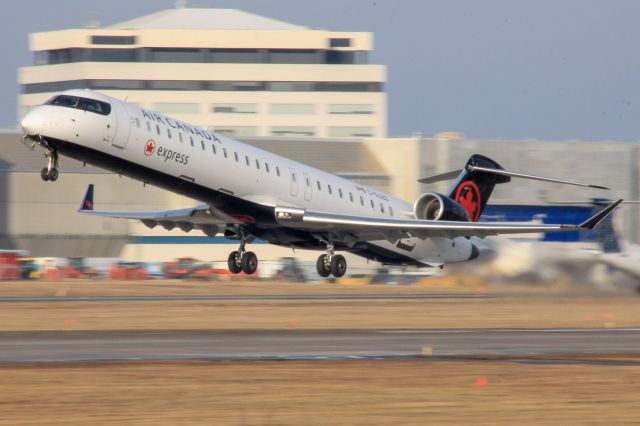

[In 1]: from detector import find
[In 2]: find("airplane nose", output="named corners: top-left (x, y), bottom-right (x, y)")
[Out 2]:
top-left (20, 109), bottom-right (43, 135)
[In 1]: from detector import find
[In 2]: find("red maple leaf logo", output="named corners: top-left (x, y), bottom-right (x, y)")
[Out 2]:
top-left (144, 140), bottom-right (156, 156)
top-left (455, 181), bottom-right (481, 221)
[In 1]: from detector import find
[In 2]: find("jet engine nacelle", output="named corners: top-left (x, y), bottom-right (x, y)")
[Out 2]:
top-left (413, 192), bottom-right (470, 221)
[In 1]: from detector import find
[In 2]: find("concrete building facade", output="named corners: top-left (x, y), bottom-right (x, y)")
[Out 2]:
top-left (18, 7), bottom-right (386, 139)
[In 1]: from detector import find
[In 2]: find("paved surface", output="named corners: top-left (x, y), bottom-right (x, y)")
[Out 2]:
top-left (0, 293), bottom-right (494, 302)
top-left (2, 328), bottom-right (640, 362)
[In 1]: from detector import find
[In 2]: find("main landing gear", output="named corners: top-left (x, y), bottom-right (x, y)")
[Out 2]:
top-left (40, 148), bottom-right (60, 182)
top-left (316, 244), bottom-right (347, 278)
top-left (227, 233), bottom-right (258, 275)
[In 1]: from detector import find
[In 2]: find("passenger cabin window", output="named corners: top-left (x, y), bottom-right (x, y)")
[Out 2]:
top-left (305, 177), bottom-right (310, 187)
top-left (46, 95), bottom-right (111, 116)
top-left (389, 206), bottom-right (394, 216)
top-left (167, 128), bottom-right (172, 139)
top-left (234, 152), bottom-right (239, 162)
top-left (189, 136), bottom-right (194, 147)
top-left (370, 200), bottom-right (375, 209)
top-left (134, 118), bottom-right (140, 128)
top-left (245, 155), bottom-right (250, 166)
top-left (349, 192), bottom-right (354, 202)
top-left (178, 133), bottom-right (183, 143)
top-left (317, 181), bottom-right (321, 191)
top-left (223, 148), bottom-right (228, 158)
top-left (265, 163), bottom-right (270, 173)
top-left (380, 203), bottom-right (385, 213)
top-left (360, 196), bottom-right (364, 206)
top-left (255, 159), bottom-right (260, 170)
top-left (201, 140), bottom-right (205, 150)
top-left (328, 185), bottom-right (332, 195)
top-left (338, 188), bottom-right (343, 199)
top-left (211, 144), bottom-right (216, 154)
top-left (146, 121), bottom-right (151, 132)
top-left (276, 166), bottom-right (281, 177)
top-left (156, 125), bottom-right (161, 135)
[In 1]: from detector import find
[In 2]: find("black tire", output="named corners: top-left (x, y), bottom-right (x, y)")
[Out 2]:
top-left (241, 251), bottom-right (258, 275)
top-left (227, 251), bottom-right (242, 274)
top-left (316, 254), bottom-right (331, 277)
top-left (330, 254), bottom-right (347, 278)
top-left (49, 168), bottom-right (59, 182)
top-left (41, 168), bottom-right (50, 181)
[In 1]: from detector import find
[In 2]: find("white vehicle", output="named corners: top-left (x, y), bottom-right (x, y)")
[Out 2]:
top-left (20, 90), bottom-right (621, 278)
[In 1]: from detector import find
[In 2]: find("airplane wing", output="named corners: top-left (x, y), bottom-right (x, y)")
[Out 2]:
top-left (274, 199), bottom-right (623, 242)
top-left (78, 184), bottom-right (237, 235)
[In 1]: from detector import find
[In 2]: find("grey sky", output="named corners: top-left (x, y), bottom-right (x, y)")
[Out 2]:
top-left (2, 0), bottom-right (640, 141)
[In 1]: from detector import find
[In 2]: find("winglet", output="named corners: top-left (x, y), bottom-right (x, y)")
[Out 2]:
top-left (577, 199), bottom-right (623, 230)
top-left (80, 184), bottom-right (94, 211)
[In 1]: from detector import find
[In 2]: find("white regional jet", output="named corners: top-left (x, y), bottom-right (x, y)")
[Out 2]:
top-left (20, 90), bottom-right (622, 278)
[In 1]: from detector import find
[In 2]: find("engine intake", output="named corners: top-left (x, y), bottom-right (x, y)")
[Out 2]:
top-left (413, 192), bottom-right (470, 221)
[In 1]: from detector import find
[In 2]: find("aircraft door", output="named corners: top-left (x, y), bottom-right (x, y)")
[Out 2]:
top-left (289, 168), bottom-right (299, 197)
top-left (303, 172), bottom-right (312, 201)
top-left (111, 102), bottom-right (131, 148)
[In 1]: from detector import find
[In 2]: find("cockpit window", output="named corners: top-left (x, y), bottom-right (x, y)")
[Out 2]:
top-left (46, 95), bottom-right (111, 116)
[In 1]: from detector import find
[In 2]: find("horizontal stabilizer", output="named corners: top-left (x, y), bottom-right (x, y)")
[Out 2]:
top-left (466, 165), bottom-right (610, 190)
top-left (418, 169), bottom-right (462, 184)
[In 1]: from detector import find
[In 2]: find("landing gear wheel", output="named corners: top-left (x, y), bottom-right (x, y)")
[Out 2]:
top-left (330, 254), bottom-right (347, 278)
top-left (49, 168), bottom-right (59, 182)
top-left (241, 251), bottom-right (258, 275)
top-left (316, 254), bottom-right (331, 277)
top-left (40, 167), bottom-right (50, 181)
top-left (227, 251), bottom-right (242, 274)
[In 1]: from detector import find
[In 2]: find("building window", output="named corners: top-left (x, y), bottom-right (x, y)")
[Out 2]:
top-left (271, 126), bottom-right (315, 137)
top-left (154, 103), bottom-right (200, 114)
top-left (91, 35), bottom-right (136, 45)
top-left (270, 104), bottom-right (316, 114)
top-left (329, 38), bottom-right (351, 48)
top-left (215, 126), bottom-right (258, 137)
top-left (328, 104), bottom-right (374, 115)
top-left (329, 126), bottom-right (374, 138)
top-left (212, 103), bottom-right (258, 114)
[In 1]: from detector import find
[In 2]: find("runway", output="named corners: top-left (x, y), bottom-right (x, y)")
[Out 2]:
top-left (2, 328), bottom-right (640, 363)
top-left (0, 293), bottom-right (494, 302)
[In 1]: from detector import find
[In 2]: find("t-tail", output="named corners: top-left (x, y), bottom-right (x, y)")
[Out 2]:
top-left (419, 154), bottom-right (609, 222)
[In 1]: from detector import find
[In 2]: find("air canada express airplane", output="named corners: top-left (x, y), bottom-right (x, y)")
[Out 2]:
top-left (20, 89), bottom-right (622, 278)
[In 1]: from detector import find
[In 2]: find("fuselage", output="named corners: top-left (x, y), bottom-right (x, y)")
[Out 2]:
top-left (20, 89), bottom-right (476, 266)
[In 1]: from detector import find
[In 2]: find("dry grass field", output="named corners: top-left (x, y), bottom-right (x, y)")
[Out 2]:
top-left (2, 359), bottom-right (640, 425)
top-left (0, 280), bottom-right (637, 331)
top-left (1, 280), bottom-right (639, 425)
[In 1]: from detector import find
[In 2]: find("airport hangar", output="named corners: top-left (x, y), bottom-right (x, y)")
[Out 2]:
top-left (1, 129), bottom-right (636, 263)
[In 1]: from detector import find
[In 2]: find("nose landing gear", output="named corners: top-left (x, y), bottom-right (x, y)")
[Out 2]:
top-left (40, 148), bottom-right (59, 182)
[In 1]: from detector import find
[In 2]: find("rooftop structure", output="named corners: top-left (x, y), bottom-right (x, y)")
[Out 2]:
top-left (18, 7), bottom-right (386, 138)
